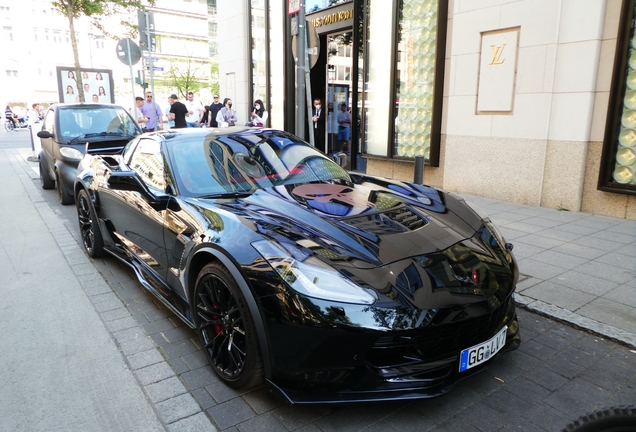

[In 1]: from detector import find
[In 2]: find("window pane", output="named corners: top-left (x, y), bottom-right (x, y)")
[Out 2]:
top-left (393, 0), bottom-right (439, 159)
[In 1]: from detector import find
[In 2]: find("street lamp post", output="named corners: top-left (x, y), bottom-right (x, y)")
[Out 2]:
top-left (327, 64), bottom-right (335, 153)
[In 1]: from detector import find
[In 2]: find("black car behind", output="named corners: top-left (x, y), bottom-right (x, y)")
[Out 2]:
top-left (38, 103), bottom-right (141, 204)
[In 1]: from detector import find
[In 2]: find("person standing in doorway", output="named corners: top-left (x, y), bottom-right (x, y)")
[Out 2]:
top-left (312, 98), bottom-right (326, 152)
top-left (140, 91), bottom-right (164, 132)
top-left (327, 102), bottom-right (338, 154)
top-left (168, 94), bottom-right (188, 129)
top-left (337, 102), bottom-right (352, 153)
top-left (184, 91), bottom-right (204, 127)
top-left (209, 94), bottom-right (223, 127)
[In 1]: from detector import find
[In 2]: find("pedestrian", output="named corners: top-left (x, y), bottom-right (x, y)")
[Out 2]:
top-left (139, 91), bottom-right (163, 132)
top-left (184, 91), bottom-right (204, 127)
top-left (327, 101), bottom-right (338, 153)
top-left (216, 98), bottom-right (237, 127)
top-left (247, 99), bottom-right (267, 127)
top-left (337, 102), bottom-right (352, 153)
top-left (312, 98), bottom-right (326, 152)
top-left (209, 94), bottom-right (223, 127)
top-left (168, 94), bottom-right (188, 129)
top-left (131, 96), bottom-right (148, 130)
top-left (200, 105), bottom-right (211, 127)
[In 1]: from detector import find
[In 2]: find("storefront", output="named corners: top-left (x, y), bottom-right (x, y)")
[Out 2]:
top-left (217, 0), bottom-right (635, 219)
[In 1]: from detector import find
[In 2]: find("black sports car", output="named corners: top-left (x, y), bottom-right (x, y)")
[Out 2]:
top-left (74, 127), bottom-right (520, 404)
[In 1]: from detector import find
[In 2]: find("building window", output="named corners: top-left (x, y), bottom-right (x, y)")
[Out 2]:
top-left (6, 70), bottom-right (18, 77)
top-left (2, 26), bottom-right (13, 42)
top-left (208, 21), bottom-right (217, 37)
top-left (0, 6), bottom-right (10, 13)
top-left (600, 0), bottom-right (636, 194)
top-left (53, 31), bottom-right (61, 43)
top-left (45, 29), bottom-right (49, 42)
top-left (207, 0), bottom-right (217, 15)
top-left (95, 38), bottom-right (105, 49)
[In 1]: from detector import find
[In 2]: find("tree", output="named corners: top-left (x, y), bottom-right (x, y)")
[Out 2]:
top-left (161, 56), bottom-right (210, 100)
top-left (52, 0), bottom-right (153, 102)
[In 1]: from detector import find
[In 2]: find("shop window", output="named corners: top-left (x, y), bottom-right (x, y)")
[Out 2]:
top-left (599, 0), bottom-right (636, 194)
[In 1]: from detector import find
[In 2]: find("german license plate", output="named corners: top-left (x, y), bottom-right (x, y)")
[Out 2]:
top-left (459, 326), bottom-right (507, 372)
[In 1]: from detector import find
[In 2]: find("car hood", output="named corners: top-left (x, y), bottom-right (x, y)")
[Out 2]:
top-left (224, 177), bottom-right (485, 269)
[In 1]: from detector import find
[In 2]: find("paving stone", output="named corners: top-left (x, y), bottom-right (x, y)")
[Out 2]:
top-left (272, 404), bottom-right (325, 430)
top-left (534, 228), bottom-right (584, 242)
top-left (146, 376), bottom-right (188, 403)
top-left (142, 317), bottom-right (180, 335)
top-left (136, 361), bottom-right (176, 386)
top-left (181, 351), bottom-right (209, 370)
top-left (572, 260), bottom-right (635, 285)
top-left (594, 251), bottom-right (636, 272)
top-left (523, 366), bottom-right (569, 391)
top-left (520, 402), bottom-right (574, 431)
top-left (119, 335), bottom-right (156, 356)
top-left (518, 339), bottom-right (558, 361)
top-left (501, 376), bottom-right (551, 404)
top-left (605, 284), bottom-right (636, 308)
top-left (113, 326), bottom-right (149, 344)
top-left (522, 281), bottom-right (597, 312)
top-left (169, 357), bottom-right (193, 375)
top-left (101, 307), bottom-right (132, 322)
top-left (383, 405), bottom-right (436, 432)
top-left (191, 387), bottom-right (217, 410)
top-left (127, 348), bottom-right (165, 370)
top-left (168, 412), bottom-right (217, 432)
top-left (577, 298), bottom-right (636, 334)
top-left (580, 356), bottom-right (636, 390)
top-left (550, 270), bottom-right (618, 296)
top-left (205, 381), bottom-right (248, 404)
top-left (181, 366), bottom-right (220, 390)
top-left (104, 316), bottom-right (138, 332)
top-left (456, 401), bottom-right (509, 431)
top-left (242, 387), bottom-right (284, 415)
top-left (530, 250), bottom-right (589, 270)
top-left (543, 354), bottom-right (585, 379)
top-left (571, 235), bottom-right (624, 252)
top-left (156, 393), bottom-right (201, 424)
top-left (313, 407), bottom-right (367, 432)
top-left (517, 259), bottom-right (568, 280)
top-left (207, 397), bottom-right (256, 430)
top-left (235, 412), bottom-right (287, 432)
top-left (160, 339), bottom-right (200, 359)
top-left (542, 377), bottom-right (614, 416)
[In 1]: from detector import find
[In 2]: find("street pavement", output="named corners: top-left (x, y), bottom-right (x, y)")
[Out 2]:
top-left (1, 127), bottom-right (635, 431)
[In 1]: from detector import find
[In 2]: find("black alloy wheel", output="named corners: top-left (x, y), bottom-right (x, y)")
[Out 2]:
top-left (56, 171), bottom-right (74, 205)
top-left (39, 158), bottom-right (55, 190)
top-left (193, 262), bottom-right (263, 388)
top-left (76, 189), bottom-right (105, 258)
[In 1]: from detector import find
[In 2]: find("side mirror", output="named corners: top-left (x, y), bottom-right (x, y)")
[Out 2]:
top-left (107, 171), bottom-right (149, 194)
top-left (37, 130), bottom-right (53, 139)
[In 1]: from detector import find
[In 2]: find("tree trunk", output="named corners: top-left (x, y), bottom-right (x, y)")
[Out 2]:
top-left (67, 5), bottom-right (84, 103)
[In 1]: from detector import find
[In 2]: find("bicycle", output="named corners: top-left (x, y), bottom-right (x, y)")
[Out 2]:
top-left (4, 117), bottom-right (29, 132)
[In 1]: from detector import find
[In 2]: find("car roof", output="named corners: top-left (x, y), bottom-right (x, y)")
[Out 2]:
top-left (52, 103), bottom-right (127, 110)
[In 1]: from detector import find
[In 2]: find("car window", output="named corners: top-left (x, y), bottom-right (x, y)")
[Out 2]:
top-left (168, 131), bottom-right (351, 197)
top-left (122, 137), bottom-right (140, 165)
top-left (129, 139), bottom-right (166, 192)
top-left (43, 110), bottom-right (55, 132)
top-left (58, 106), bottom-right (140, 139)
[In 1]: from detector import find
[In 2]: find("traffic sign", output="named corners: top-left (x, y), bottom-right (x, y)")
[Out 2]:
top-left (138, 11), bottom-right (156, 52)
top-left (116, 38), bottom-right (141, 66)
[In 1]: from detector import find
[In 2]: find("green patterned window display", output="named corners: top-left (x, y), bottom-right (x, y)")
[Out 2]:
top-left (393, 0), bottom-right (439, 159)
top-left (614, 28), bottom-right (636, 185)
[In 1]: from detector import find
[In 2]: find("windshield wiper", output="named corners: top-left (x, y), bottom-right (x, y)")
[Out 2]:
top-left (69, 131), bottom-right (130, 144)
top-left (196, 191), bottom-right (254, 199)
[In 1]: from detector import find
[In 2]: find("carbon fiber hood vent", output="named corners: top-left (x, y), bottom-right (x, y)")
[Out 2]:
top-left (338, 203), bottom-right (428, 235)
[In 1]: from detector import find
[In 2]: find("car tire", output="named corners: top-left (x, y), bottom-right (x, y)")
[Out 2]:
top-left (76, 189), bottom-right (105, 258)
top-left (56, 170), bottom-right (74, 205)
top-left (562, 405), bottom-right (636, 432)
top-left (193, 262), bottom-right (264, 388)
top-left (39, 158), bottom-right (55, 190)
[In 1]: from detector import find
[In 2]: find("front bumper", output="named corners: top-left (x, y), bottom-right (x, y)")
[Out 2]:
top-left (262, 293), bottom-right (520, 404)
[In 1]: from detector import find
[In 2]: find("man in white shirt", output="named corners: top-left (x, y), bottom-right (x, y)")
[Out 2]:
top-left (131, 96), bottom-right (148, 130)
top-left (184, 91), bottom-right (203, 127)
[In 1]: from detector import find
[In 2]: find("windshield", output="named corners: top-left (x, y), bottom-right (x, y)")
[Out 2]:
top-left (169, 130), bottom-right (351, 197)
top-left (58, 106), bottom-right (140, 140)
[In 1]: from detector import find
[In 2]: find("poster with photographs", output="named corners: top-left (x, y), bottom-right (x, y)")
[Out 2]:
top-left (56, 67), bottom-right (114, 104)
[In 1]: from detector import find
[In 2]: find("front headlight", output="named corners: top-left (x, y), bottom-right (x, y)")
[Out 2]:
top-left (59, 146), bottom-right (83, 160)
top-left (252, 240), bottom-right (376, 305)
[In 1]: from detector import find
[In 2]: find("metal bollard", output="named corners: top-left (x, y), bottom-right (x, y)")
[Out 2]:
top-left (414, 155), bottom-right (424, 184)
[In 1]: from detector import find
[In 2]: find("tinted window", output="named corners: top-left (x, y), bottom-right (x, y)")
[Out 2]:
top-left (57, 106), bottom-right (140, 139)
top-left (129, 139), bottom-right (165, 192)
top-left (168, 130), bottom-right (351, 196)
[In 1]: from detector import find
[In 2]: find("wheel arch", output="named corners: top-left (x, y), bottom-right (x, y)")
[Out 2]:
top-left (187, 247), bottom-right (272, 378)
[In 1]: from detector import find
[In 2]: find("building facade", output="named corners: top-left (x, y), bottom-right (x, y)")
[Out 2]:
top-left (0, 0), bottom-right (217, 112)
top-left (216, 0), bottom-right (636, 220)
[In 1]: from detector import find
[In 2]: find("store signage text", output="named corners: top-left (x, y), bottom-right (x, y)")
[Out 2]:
top-left (310, 9), bottom-right (353, 28)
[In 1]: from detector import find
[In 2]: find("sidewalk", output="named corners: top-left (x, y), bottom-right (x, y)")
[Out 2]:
top-left (463, 194), bottom-right (636, 348)
top-left (1, 147), bottom-right (216, 432)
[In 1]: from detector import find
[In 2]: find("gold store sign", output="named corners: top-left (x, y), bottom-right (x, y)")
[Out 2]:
top-left (310, 9), bottom-right (353, 28)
